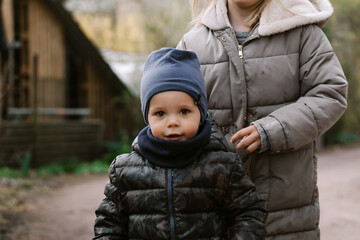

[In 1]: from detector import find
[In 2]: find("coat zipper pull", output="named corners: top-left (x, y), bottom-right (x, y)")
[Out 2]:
top-left (238, 45), bottom-right (243, 59)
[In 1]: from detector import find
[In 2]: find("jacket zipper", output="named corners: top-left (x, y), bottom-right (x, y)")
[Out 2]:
top-left (166, 169), bottom-right (176, 240)
top-left (238, 44), bottom-right (243, 59)
top-left (239, 44), bottom-right (246, 123)
top-left (231, 31), bottom-right (244, 59)
top-left (233, 22), bottom-right (259, 59)
top-left (230, 30), bottom-right (247, 123)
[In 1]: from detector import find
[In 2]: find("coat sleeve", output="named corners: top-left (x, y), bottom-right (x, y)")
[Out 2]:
top-left (255, 24), bottom-right (348, 153)
top-left (93, 159), bottom-right (128, 240)
top-left (225, 155), bottom-right (267, 240)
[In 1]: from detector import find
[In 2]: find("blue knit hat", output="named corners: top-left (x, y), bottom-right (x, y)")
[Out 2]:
top-left (140, 48), bottom-right (207, 124)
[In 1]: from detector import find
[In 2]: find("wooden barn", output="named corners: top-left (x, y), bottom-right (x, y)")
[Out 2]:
top-left (0, 0), bottom-right (142, 167)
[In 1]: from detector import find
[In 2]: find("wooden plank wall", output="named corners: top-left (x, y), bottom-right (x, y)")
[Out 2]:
top-left (2, 0), bottom-right (15, 42)
top-left (0, 121), bottom-right (104, 167)
top-left (86, 60), bottom-right (123, 139)
top-left (85, 61), bottom-right (144, 140)
top-left (23, 0), bottom-right (66, 111)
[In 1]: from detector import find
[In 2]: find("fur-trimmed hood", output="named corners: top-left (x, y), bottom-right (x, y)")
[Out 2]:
top-left (202, 0), bottom-right (333, 36)
top-left (259, 0), bottom-right (333, 36)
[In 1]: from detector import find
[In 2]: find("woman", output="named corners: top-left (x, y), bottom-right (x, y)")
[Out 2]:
top-left (177, 0), bottom-right (348, 239)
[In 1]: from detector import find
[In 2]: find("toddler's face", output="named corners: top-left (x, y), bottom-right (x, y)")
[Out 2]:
top-left (148, 91), bottom-right (201, 141)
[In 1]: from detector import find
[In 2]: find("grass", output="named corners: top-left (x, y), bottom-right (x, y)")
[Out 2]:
top-left (0, 167), bottom-right (23, 178)
top-left (35, 158), bottom-right (111, 177)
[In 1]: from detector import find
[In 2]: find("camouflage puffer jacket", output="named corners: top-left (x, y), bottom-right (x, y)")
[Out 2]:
top-left (93, 128), bottom-right (267, 240)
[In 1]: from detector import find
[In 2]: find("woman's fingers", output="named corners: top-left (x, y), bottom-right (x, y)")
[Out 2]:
top-left (231, 125), bottom-right (261, 152)
top-left (241, 138), bottom-right (261, 153)
top-left (230, 127), bottom-right (251, 143)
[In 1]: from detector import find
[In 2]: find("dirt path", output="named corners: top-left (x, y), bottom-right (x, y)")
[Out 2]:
top-left (22, 174), bottom-right (108, 240)
top-left (21, 146), bottom-right (360, 240)
top-left (317, 146), bottom-right (360, 240)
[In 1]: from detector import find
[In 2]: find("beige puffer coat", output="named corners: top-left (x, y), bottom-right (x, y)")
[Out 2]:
top-left (177, 0), bottom-right (348, 239)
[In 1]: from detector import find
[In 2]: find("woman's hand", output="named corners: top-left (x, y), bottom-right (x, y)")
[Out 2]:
top-left (230, 125), bottom-right (261, 153)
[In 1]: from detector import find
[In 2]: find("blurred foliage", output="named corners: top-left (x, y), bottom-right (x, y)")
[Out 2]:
top-left (68, 0), bottom-right (191, 53)
top-left (15, 151), bottom-right (31, 177)
top-left (0, 151), bottom-right (31, 178)
top-left (0, 167), bottom-right (23, 178)
top-left (323, 0), bottom-right (360, 145)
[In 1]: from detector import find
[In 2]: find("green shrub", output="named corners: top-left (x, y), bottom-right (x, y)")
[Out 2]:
top-left (16, 151), bottom-right (31, 177)
top-left (37, 163), bottom-right (64, 177)
top-left (0, 167), bottom-right (22, 178)
top-left (75, 160), bottom-right (110, 174)
top-left (330, 132), bottom-right (360, 145)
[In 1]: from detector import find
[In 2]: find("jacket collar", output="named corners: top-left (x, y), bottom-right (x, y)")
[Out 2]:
top-left (202, 0), bottom-right (333, 36)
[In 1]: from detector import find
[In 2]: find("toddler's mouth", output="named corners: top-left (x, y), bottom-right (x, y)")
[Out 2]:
top-left (167, 134), bottom-right (182, 141)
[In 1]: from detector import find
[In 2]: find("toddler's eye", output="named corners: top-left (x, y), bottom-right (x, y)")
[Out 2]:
top-left (155, 111), bottom-right (165, 117)
top-left (180, 109), bottom-right (190, 115)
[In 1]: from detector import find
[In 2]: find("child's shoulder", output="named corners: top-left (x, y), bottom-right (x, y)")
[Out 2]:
top-left (108, 151), bottom-right (149, 182)
top-left (111, 151), bottom-right (145, 168)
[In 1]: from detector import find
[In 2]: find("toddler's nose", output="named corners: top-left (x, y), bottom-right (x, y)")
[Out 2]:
top-left (167, 115), bottom-right (180, 127)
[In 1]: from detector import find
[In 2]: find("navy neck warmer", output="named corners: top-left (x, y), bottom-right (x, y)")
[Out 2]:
top-left (137, 120), bottom-right (211, 168)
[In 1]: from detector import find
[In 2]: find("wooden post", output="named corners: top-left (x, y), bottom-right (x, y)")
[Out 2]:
top-left (8, 44), bottom-right (13, 107)
top-left (32, 54), bottom-right (38, 165)
top-left (0, 53), bottom-right (2, 132)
